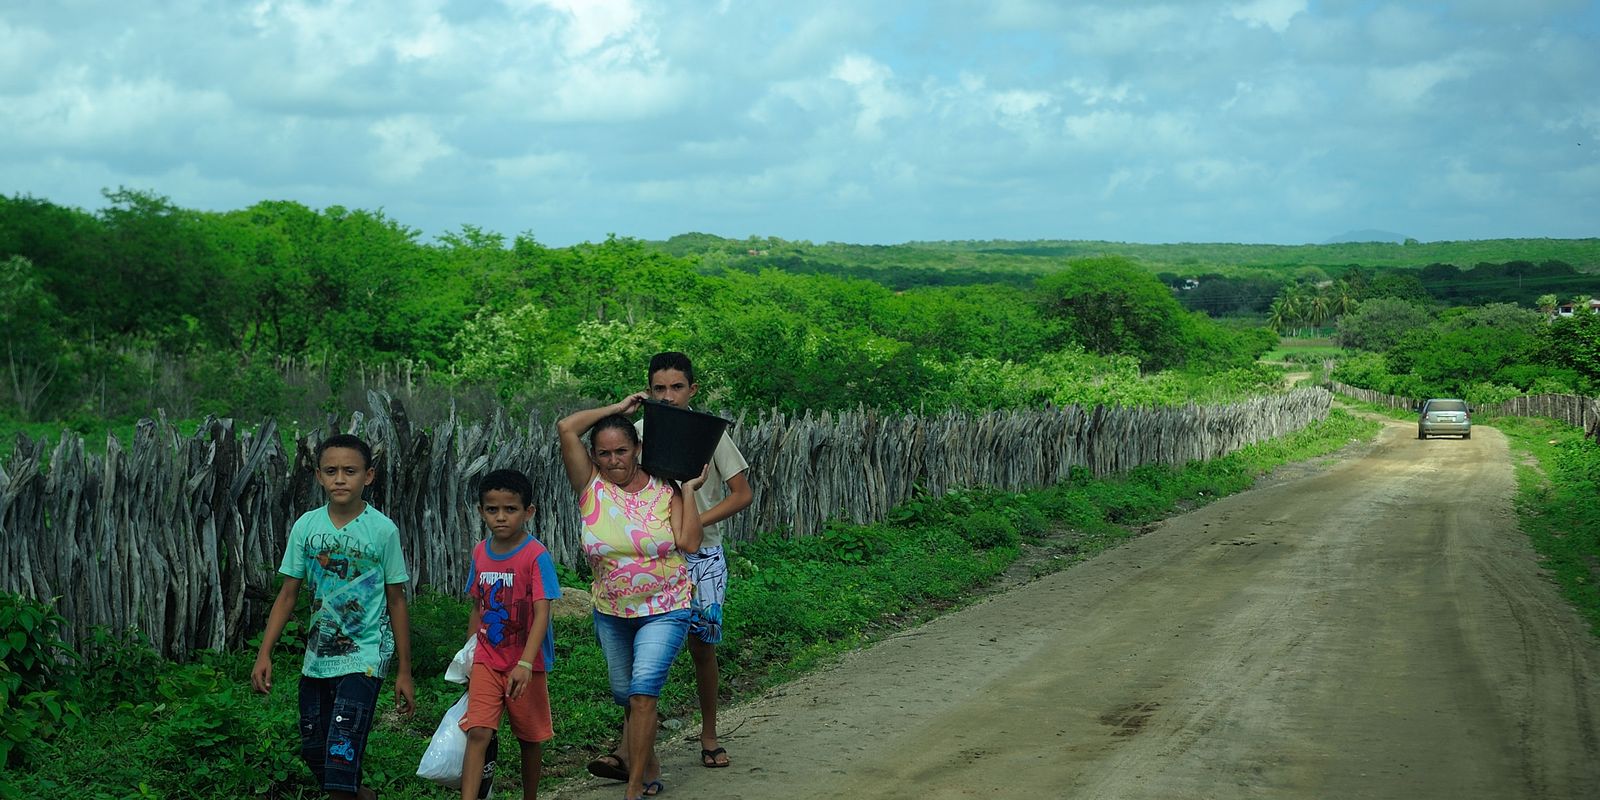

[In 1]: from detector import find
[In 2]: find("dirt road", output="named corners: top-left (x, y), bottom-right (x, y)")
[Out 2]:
top-left (556, 418), bottom-right (1600, 799)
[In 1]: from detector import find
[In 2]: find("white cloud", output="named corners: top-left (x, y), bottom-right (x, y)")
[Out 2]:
top-left (1062, 110), bottom-right (1196, 153)
top-left (0, 21), bottom-right (55, 93)
top-left (1366, 56), bottom-right (1476, 108)
top-left (2, 0), bottom-right (1596, 244)
top-left (1062, 5), bottom-right (1189, 53)
top-left (6, 70), bottom-right (230, 152)
top-left (1229, 0), bottom-right (1307, 33)
top-left (528, 0), bottom-right (643, 57)
top-left (1103, 166), bottom-right (1159, 198)
top-left (1175, 157), bottom-right (1262, 190)
top-left (1440, 157), bottom-right (1506, 202)
top-left (369, 115), bottom-right (455, 182)
top-left (490, 151), bottom-right (579, 180)
top-left (1067, 78), bottom-right (1136, 107)
top-left (830, 54), bottom-right (912, 139)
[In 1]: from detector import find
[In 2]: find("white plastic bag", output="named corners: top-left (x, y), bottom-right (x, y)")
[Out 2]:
top-left (417, 692), bottom-right (469, 786)
top-left (445, 635), bottom-right (477, 684)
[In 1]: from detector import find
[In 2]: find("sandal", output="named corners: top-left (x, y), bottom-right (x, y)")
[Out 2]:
top-left (586, 753), bottom-right (629, 782)
top-left (700, 746), bottom-right (730, 768)
top-left (643, 779), bottom-right (665, 796)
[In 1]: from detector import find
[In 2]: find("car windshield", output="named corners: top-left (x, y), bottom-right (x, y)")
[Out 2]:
top-left (1427, 400), bottom-right (1467, 413)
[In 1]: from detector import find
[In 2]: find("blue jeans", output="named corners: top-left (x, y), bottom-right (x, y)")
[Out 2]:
top-left (298, 674), bottom-right (382, 793)
top-left (592, 608), bottom-right (692, 706)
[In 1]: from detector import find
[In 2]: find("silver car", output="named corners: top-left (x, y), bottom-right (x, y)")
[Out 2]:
top-left (1418, 398), bottom-right (1471, 439)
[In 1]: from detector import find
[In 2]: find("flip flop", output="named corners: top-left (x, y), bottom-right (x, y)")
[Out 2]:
top-left (586, 754), bottom-right (629, 782)
top-left (700, 747), bottom-right (730, 768)
top-left (643, 779), bottom-right (665, 796)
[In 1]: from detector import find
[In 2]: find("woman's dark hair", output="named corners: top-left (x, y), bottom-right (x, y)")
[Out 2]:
top-left (588, 414), bottom-right (640, 450)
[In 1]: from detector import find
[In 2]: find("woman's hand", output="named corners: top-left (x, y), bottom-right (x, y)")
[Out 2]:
top-left (614, 391), bottom-right (649, 416)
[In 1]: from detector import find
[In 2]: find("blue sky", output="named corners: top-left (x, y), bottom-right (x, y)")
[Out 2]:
top-left (2, 0), bottom-right (1597, 246)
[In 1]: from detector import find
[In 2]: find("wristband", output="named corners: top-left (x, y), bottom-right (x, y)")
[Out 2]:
top-left (516, 660), bottom-right (533, 671)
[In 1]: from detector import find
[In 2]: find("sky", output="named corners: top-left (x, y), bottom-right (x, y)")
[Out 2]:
top-left (2, 0), bottom-right (1598, 247)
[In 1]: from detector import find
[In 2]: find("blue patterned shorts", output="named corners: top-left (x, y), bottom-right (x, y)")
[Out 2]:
top-left (686, 546), bottom-right (727, 645)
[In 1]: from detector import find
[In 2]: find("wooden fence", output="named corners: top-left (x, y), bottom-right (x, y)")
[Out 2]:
top-left (1, 388), bottom-right (1332, 658)
top-left (1327, 382), bottom-right (1600, 439)
top-left (1327, 381), bottom-right (1418, 411)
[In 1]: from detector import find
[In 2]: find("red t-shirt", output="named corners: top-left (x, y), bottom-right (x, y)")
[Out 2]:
top-left (464, 535), bottom-right (561, 672)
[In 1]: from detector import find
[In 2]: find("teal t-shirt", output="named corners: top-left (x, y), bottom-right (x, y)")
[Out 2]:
top-left (278, 504), bottom-right (410, 679)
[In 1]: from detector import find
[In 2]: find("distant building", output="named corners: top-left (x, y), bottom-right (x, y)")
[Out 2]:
top-left (1554, 299), bottom-right (1600, 317)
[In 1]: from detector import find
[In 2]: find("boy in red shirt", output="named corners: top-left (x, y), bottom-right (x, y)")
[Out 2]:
top-left (460, 469), bottom-right (562, 800)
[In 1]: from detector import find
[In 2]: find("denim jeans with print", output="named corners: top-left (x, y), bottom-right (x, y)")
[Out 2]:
top-left (298, 673), bottom-right (382, 793)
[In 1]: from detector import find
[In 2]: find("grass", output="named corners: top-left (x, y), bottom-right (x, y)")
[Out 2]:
top-left (1497, 416), bottom-right (1600, 636)
top-left (1263, 336), bottom-right (1344, 364)
top-left (2, 408), bottom-right (1379, 799)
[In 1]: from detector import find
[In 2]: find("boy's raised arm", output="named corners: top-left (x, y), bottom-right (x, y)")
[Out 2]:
top-left (385, 582), bottom-right (415, 717)
top-left (251, 576), bottom-right (302, 693)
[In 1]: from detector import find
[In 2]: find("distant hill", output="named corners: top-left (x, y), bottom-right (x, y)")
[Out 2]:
top-left (1323, 229), bottom-right (1411, 245)
top-left (651, 234), bottom-right (1600, 280)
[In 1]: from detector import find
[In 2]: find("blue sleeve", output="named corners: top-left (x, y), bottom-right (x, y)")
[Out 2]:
top-left (536, 550), bottom-right (562, 600)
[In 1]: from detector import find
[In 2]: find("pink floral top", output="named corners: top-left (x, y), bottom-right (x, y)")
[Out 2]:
top-left (580, 474), bottom-right (691, 617)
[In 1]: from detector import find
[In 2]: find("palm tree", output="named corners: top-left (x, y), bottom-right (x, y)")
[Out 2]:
top-left (1330, 280), bottom-right (1360, 319)
top-left (1536, 293), bottom-right (1558, 316)
top-left (1267, 297), bottom-right (1288, 334)
top-left (1307, 290), bottom-right (1331, 334)
top-left (1283, 283), bottom-right (1317, 337)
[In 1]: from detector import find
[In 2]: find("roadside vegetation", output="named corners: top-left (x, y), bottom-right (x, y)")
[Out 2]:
top-left (0, 410), bottom-right (1375, 799)
top-left (3, 192), bottom-right (1290, 437)
top-left (1498, 417), bottom-right (1600, 636)
top-left (1330, 301), bottom-right (1599, 404)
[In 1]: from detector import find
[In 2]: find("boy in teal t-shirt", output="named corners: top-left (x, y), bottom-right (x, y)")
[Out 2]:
top-left (252, 433), bottom-right (415, 800)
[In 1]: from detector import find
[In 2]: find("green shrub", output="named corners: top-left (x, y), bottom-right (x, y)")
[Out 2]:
top-left (816, 522), bottom-right (893, 564)
top-left (959, 510), bottom-right (1019, 550)
top-left (1036, 489), bottom-right (1106, 530)
top-left (1006, 501), bottom-right (1049, 539)
top-left (407, 588), bottom-right (471, 679)
top-left (75, 625), bottom-right (163, 708)
top-left (0, 594), bottom-right (83, 769)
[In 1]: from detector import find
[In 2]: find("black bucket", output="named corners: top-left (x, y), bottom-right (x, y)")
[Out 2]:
top-left (640, 400), bottom-right (731, 481)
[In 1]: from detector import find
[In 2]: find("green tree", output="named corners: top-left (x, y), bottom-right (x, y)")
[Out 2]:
top-left (1035, 256), bottom-right (1189, 370)
top-left (1336, 298), bottom-right (1434, 351)
top-left (450, 303), bottom-right (563, 400)
top-left (1536, 312), bottom-right (1600, 389)
top-left (0, 256), bottom-right (65, 419)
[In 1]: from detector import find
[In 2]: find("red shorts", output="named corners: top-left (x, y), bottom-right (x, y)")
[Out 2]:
top-left (459, 662), bottom-right (553, 743)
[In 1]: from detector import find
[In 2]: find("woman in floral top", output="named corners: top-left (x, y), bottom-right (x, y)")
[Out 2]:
top-left (557, 393), bottom-right (705, 800)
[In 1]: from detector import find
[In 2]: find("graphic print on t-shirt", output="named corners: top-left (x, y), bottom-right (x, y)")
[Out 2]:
top-left (481, 575), bottom-right (512, 645)
top-left (304, 529), bottom-right (389, 667)
top-left (466, 537), bottom-right (561, 672)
